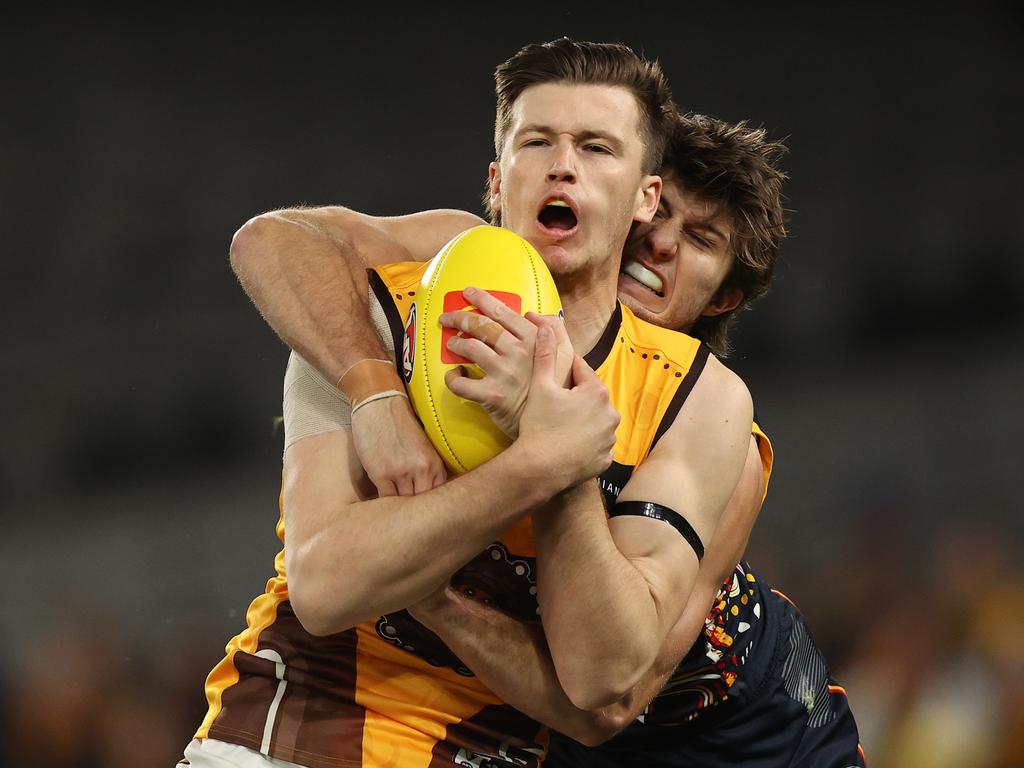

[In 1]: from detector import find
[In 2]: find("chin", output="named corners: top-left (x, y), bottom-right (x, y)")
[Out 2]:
top-left (618, 292), bottom-right (657, 323)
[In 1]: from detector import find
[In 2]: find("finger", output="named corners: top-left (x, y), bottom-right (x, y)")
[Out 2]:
top-left (446, 369), bottom-right (490, 403)
top-left (463, 287), bottom-right (533, 338)
top-left (532, 325), bottom-right (556, 384)
top-left (412, 468), bottom-right (433, 495)
top-left (473, 320), bottom-right (505, 348)
top-left (395, 475), bottom-right (416, 497)
top-left (441, 312), bottom-right (507, 350)
top-left (525, 313), bottom-right (569, 354)
top-left (444, 365), bottom-right (468, 389)
top-left (446, 335), bottom-right (499, 368)
top-left (374, 477), bottom-right (399, 498)
top-left (524, 311), bottom-right (558, 329)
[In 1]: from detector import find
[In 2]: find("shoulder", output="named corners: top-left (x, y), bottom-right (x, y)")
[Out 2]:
top-left (652, 351), bottom-right (752, 456)
top-left (698, 356), bottom-right (752, 411)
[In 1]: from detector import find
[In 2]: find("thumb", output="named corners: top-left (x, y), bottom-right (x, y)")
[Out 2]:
top-left (570, 354), bottom-right (599, 388)
top-left (532, 325), bottom-right (556, 383)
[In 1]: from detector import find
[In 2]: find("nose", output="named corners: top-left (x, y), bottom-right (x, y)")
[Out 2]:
top-left (546, 139), bottom-right (577, 183)
top-left (647, 224), bottom-right (679, 263)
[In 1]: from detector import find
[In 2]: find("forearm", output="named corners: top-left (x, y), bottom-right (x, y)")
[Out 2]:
top-left (411, 591), bottom-right (625, 747)
top-left (534, 482), bottom-right (680, 709)
top-left (286, 438), bottom-right (568, 635)
top-left (229, 209), bottom-right (389, 383)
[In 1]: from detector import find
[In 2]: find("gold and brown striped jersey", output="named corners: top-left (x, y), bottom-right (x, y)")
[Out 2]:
top-left (195, 259), bottom-right (769, 767)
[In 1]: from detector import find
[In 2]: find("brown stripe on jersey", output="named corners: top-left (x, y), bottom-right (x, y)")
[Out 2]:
top-left (428, 704), bottom-right (546, 768)
top-left (583, 301), bottom-right (622, 370)
top-left (368, 268), bottom-right (406, 375)
top-left (598, 460), bottom-right (635, 508)
top-left (208, 600), bottom-right (364, 767)
top-left (650, 343), bottom-right (711, 450)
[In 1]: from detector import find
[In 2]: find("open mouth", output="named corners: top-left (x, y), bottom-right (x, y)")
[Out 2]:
top-left (621, 259), bottom-right (664, 297)
top-left (537, 199), bottom-right (578, 232)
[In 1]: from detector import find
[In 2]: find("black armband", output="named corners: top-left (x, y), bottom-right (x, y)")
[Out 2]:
top-left (610, 501), bottom-right (705, 560)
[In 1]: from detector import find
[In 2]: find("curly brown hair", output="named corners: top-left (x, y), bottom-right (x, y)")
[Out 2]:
top-left (667, 114), bottom-right (788, 355)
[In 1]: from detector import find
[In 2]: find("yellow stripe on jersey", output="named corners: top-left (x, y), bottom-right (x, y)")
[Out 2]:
top-left (751, 421), bottom-right (774, 500)
top-left (372, 260), bottom-right (425, 321)
top-left (197, 498), bottom-right (290, 740)
top-left (196, 569), bottom-right (289, 739)
top-left (599, 304), bottom-right (703, 466)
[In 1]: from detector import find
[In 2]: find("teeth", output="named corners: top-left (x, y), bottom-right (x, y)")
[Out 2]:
top-left (546, 200), bottom-right (569, 207)
top-left (622, 260), bottom-right (664, 294)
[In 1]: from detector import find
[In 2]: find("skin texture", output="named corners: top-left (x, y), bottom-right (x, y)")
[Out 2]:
top-left (618, 174), bottom-right (743, 331)
top-left (487, 83), bottom-right (661, 351)
top-left (229, 86), bottom-right (758, 740)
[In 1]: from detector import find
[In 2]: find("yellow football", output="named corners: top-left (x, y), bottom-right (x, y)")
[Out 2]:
top-left (402, 225), bottom-right (562, 474)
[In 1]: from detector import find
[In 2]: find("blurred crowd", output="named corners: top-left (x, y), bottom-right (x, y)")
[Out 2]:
top-left (4, 497), bottom-right (1022, 768)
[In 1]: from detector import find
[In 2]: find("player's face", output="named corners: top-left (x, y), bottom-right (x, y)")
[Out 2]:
top-left (489, 83), bottom-right (660, 285)
top-left (618, 176), bottom-right (741, 332)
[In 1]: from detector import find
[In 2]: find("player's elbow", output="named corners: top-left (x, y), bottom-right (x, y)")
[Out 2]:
top-left (287, 548), bottom-right (368, 637)
top-left (229, 214), bottom-right (282, 283)
top-left (561, 665), bottom-right (645, 713)
top-left (565, 709), bottom-right (632, 747)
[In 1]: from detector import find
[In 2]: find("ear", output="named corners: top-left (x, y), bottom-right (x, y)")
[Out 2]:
top-left (633, 174), bottom-right (662, 223)
top-left (701, 287), bottom-right (744, 318)
top-left (488, 162), bottom-right (502, 216)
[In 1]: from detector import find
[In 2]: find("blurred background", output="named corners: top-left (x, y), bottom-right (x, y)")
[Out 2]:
top-left (2, 3), bottom-right (1022, 766)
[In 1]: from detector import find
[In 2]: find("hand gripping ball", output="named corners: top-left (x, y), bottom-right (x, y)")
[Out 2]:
top-left (402, 225), bottom-right (562, 474)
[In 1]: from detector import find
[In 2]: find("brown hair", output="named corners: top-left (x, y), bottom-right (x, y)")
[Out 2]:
top-left (667, 114), bottom-right (788, 356)
top-left (492, 38), bottom-right (674, 173)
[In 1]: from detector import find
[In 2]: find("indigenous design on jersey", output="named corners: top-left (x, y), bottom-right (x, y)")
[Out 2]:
top-left (374, 542), bottom-right (539, 678)
top-left (647, 563), bottom-right (765, 724)
top-left (195, 259), bottom-right (711, 768)
top-left (633, 562), bottom-right (770, 728)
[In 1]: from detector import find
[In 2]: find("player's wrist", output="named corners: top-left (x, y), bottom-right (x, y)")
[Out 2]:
top-left (505, 436), bottom-right (579, 500)
top-left (338, 359), bottom-right (407, 413)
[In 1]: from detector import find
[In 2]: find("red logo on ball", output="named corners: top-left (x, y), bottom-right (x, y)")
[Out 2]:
top-left (441, 290), bottom-right (522, 364)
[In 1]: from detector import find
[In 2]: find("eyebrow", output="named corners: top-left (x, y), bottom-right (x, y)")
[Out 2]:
top-left (515, 124), bottom-right (625, 151)
top-left (689, 220), bottom-right (730, 245)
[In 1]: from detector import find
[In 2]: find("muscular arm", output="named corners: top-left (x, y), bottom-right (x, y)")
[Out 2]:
top-left (230, 207), bottom-right (483, 382)
top-left (231, 206), bottom-right (485, 494)
top-left (410, 434), bottom-right (767, 745)
top-left (286, 324), bottom-right (619, 636)
top-left (534, 357), bottom-right (753, 709)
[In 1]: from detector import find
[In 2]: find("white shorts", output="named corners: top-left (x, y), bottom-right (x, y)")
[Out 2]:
top-left (177, 738), bottom-right (305, 768)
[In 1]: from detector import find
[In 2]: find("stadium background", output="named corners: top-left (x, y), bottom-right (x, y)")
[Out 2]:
top-left (2, 4), bottom-right (1022, 766)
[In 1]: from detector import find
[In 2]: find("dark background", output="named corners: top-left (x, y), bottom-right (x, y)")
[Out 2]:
top-left (2, 4), bottom-right (1022, 766)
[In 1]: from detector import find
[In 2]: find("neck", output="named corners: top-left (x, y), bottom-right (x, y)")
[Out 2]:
top-left (555, 267), bottom-right (619, 355)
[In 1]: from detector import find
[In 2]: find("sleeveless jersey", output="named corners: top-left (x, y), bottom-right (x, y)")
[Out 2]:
top-left (195, 260), bottom-right (732, 768)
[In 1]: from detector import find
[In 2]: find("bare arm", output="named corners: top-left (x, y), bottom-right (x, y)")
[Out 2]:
top-left (230, 206), bottom-right (483, 382)
top-left (535, 358), bottom-right (753, 709)
top-left (425, 294), bottom-right (756, 710)
top-left (407, 435), bottom-right (768, 745)
top-left (231, 206), bottom-right (484, 495)
top-left (286, 325), bottom-right (619, 636)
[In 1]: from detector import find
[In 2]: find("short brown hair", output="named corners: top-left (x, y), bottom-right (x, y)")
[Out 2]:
top-left (493, 38), bottom-right (675, 176)
top-left (667, 114), bottom-right (788, 356)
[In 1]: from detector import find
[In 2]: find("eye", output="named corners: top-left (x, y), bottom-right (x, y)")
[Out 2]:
top-left (523, 138), bottom-right (548, 148)
top-left (584, 143), bottom-right (611, 154)
top-left (688, 231), bottom-right (712, 250)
